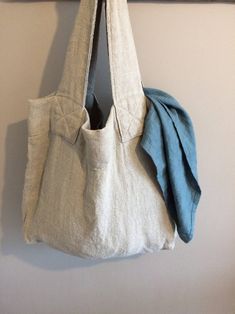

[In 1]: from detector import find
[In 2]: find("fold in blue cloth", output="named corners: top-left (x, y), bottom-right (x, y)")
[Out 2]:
top-left (141, 88), bottom-right (201, 243)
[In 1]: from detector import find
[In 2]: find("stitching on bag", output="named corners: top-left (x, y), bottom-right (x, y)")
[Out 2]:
top-left (53, 109), bottom-right (83, 123)
top-left (54, 93), bottom-right (83, 111)
top-left (53, 97), bottom-right (80, 121)
top-left (53, 96), bottom-right (85, 135)
top-left (116, 105), bottom-right (143, 141)
top-left (55, 92), bottom-right (83, 106)
top-left (117, 105), bottom-right (143, 122)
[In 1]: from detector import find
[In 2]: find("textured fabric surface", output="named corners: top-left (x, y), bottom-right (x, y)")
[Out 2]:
top-left (141, 88), bottom-right (201, 243)
top-left (21, 0), bottom-right (177, 259)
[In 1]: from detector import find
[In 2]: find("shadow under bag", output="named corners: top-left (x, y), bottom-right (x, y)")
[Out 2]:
top-left (21, 0), bottom-right (177, 259)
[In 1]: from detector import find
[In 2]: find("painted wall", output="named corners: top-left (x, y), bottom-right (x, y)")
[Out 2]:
top-left (0, 2), bottom-right (235, 314)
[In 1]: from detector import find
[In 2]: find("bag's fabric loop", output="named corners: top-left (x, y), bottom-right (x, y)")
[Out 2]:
top-left (50, 96), bottom-right (86, 144)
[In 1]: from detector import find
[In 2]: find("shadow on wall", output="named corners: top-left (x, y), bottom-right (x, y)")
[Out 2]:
top-left (0, 2), bottom-right (137, 269)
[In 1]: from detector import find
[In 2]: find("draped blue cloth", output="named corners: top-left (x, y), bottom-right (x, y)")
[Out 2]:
top-left (141, 88), bottom-right (201, 242)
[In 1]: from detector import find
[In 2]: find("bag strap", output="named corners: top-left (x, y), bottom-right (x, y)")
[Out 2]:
top-left (56, 0), bottom-right (100, 105)
top-left (85, 0), bottom-right (102, 109)
top-left (55, 0), bottom-right (147, 142)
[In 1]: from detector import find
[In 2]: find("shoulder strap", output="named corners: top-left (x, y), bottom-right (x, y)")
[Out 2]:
top-left (56, 0), bottom-right (146, 142)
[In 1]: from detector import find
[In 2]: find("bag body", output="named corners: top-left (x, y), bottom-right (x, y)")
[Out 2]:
top-left (22, 0), bottom-right (177, 259)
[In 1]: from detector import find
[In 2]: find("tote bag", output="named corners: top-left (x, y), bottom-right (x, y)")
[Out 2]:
top-left (21, 0), bottom-right (177, 259)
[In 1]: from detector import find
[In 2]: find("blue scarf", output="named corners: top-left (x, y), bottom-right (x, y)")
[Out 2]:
top-left (141, 88), bottom-right (201, 243)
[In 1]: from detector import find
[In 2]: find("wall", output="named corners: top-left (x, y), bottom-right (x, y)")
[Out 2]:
top-left (0, 1), bottom-right (235, 314)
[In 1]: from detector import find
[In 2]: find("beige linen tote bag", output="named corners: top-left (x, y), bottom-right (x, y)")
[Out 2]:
top-left (21, 0), bottom-right (177, 259)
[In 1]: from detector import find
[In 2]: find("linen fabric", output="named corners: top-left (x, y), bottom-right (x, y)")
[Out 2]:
top-left (141, 88), bottom-right (201, 243)
top-left (21, 0), bottom-right (177, 259)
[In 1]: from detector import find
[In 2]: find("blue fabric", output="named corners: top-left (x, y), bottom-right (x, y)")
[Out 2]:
top-left (141, 87), bottom-right (201, 243)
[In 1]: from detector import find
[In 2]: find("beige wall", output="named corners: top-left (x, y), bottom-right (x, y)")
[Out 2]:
top-left (1, 2), bottom-right (235, 314)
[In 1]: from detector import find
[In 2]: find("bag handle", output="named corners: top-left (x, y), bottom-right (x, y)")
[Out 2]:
top-left (56, 0), bottom-right (100, 106)
top-left (57, 0), bottom-right (144, 106)
top-left (55, 0), bottom-right (147, 142)
top-left (85, 0), bottom-right (103, 109)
